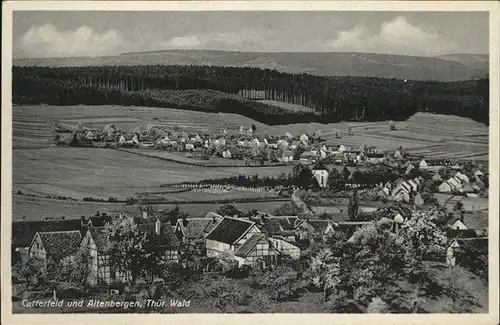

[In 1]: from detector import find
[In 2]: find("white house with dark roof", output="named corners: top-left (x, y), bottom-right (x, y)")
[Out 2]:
top-left (29, 230), bottom-right (83, 267)
top-left (205, 217), bottom-right (261, 258)
top-left (233, 233), bottom-right (280, 269)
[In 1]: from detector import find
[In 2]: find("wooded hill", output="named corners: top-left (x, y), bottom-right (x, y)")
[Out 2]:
top-left (13, 65), bottom-right (489, 125)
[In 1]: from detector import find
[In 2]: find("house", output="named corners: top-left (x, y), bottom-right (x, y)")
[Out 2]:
top-left (448, 217), bottom-right (468, 231)
top-left (80, 227), bottom-right (124, 286)
top-left (266, 139), bottom-right (279, 149)
top-left (298, 220), bottom-right (335, 238)
top-left (392, 179), bottom-right (419, 202)
top-left (205, 217), bottom-right (261, 258)
top-left (455, 172), bottom-right (470, 184)
top-left (219, 138), bottom-right (227, 146)
top-left (175, 217), bottom-right (222, 243)
top-left (280, 150), bottom-right (294, 163)
top-left (268, 237), bottom-right (301, 260)
top-left (168, 135), bottom-right (179, 146)
top-left (474, 169), bottom-right (484, 178)
top-left (366, 153), bottom-right (386, 164)
top-left (118, 134), bottom-right (139, 146)
top-left (394, 150), bottom-right (403, 159)
top-left (251, 138), bottom-right (260, 148)
top-left (289, 141), bottom-right (300, 150)
top-left (253, 216), bottom-right (296, 242)
top-left (29, 230), bottom-right (83, 267)
top-left (233, 234), bottom-right (280, 269)
top-left (299, 134), bottom-right (309, 144)
top-left (438, 176), bottom-right (464, 193)
top-left (84, 130), bottom-right (96, 140)
top-left (222, 149), bottom-right (232, 159)
top-left (312, 166), bottom-right (329, 188)
top-left (185, 141), bottom-right (195, 151)
top-left (419, 159), bottom-right (443, 172)
top-left (137, 220), bottom-right (181, 263)
top-left (432, 173), bottom-right (442, 182)
top-left (405, 164), bottom-right (416, 175)
top-left (299, 151), bottom-right (316, 162)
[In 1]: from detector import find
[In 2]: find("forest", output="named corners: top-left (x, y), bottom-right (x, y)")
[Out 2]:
top-left (12, 65), bottom-right (489, 125)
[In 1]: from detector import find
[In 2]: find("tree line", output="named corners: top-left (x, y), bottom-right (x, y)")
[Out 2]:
top-left (13, 65), bottom-right (489, 125)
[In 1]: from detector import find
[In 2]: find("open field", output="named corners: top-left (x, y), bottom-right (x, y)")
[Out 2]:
top-left (12, 195), bottom-right (140, 221)
top-left (13, 147), bottom-right (291, 199)
top-left (154, 201), bottom-right (286, 217)
top-left (257, 100), bottom-right (317, 113)
top-left (434, 193), bottom-right (489, 212)
top-left (120, 148), bottom-right (287, 167)
top-left (136, 188), bottom-right (280, 201)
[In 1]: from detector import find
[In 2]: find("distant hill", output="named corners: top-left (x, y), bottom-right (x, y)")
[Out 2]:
top-left (14, 50), bottom-right (488, 82)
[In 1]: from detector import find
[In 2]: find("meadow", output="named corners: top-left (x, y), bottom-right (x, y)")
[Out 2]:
top-left (13, 147), bottom-right (291, 199)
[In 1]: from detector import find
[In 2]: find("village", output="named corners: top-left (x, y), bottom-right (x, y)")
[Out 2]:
top-left (12, 121), bottom-right (490, 312)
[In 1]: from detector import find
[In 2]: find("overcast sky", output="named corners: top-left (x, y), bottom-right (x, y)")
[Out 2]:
top-left (13, 11), bottom-right (488, 58)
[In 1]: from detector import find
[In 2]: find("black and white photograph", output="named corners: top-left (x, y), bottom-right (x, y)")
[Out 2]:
top-left (1, 1), bottom-right (499, 323)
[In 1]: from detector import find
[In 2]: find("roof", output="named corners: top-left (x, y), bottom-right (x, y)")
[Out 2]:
top-left (234, 234), bottom-right (276, 258)
top-left (177, 218), bottom-right (221, 239)
top-left (12, 219), bottom-right (85, 248)
top-left (306, 220), bottom-right (332, 233)
top-left (205, 212), bottom-right (224, 219)
top-left (88, 215), bottom-right (113, 228)
top-left (463, 213), bottom-right (488, 230)
top-left (137, 222), bottom-right (180, 249)
top-left (88, 227), bottom-right (111, 252)
top-left (37, 231), bottom-right (83, 261)
top-left (205, 217), bottom-right (256, 245)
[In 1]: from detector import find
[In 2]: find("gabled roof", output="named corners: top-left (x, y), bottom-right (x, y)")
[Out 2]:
top-left (137, 222), bottom-right (180, 249)
top-left (12, 219), bottom-right (85, 248)
top-left (463, 213), bottom-right (488, 230)
top-left (36, 230), bottom-right (83, 261)
top-left (177, 218), bottom-right (221, 240)
top-left (305, 220), bottom-right (332, 233)
top-left (88, 215), bottom-right (113, 228)
top-left (234, 234), bottom-right (278, 258)
top-left (205, 217), bottom-right (256, 245)
top-left (88, 227), bottom-right (111, 252)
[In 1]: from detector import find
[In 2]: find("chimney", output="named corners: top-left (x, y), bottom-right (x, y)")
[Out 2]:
top-left (155, 219), bottom-right (161, 236)
top-left (212, 216), bottom-right (217, 224)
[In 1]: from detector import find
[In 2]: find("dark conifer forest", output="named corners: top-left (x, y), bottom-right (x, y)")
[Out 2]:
top-left (13, 65), bottom-right (489, 125)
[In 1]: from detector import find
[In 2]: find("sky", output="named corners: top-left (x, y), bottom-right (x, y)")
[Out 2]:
top-left (12, 11), bottom-right (489, 58)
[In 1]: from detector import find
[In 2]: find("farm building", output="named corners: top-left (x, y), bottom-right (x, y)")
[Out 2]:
top-left (222, 149), bottom-right (232, 159)
top-left (175, 217), bottom-right (222, 243)
top-left (29, 230), bottom-right (83, 267)
top-left (205, 217), bottom-right (261, 258)
top-left (233, 234), bottom-right (280, 269)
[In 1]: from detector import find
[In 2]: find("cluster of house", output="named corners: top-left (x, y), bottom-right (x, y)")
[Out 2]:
top-left (70, 123), bottom-right (407, 166)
